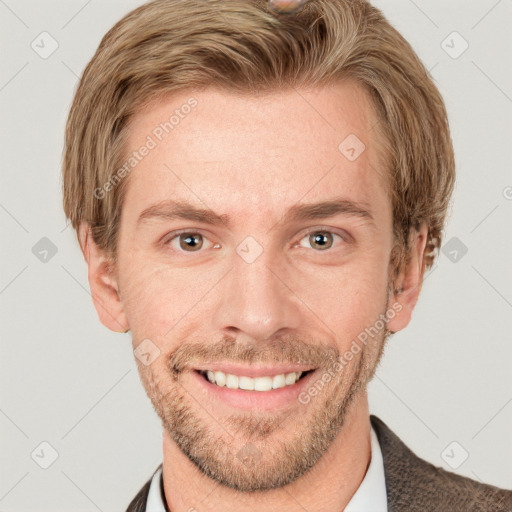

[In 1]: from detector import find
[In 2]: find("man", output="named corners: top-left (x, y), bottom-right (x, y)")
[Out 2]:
top-left (61, 0), bottom-right (512, 510)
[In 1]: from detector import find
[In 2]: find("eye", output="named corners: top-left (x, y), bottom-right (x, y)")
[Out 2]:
top-left (297, 230), bottom-right (345, 251)
top-left (163, 231), bottom-right (219, 253)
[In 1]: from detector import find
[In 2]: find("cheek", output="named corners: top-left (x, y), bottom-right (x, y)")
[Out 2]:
top-left (119, 265), bottom-right (169, 337)
top-left (292, 252), bottom-right (390, 341)
top-left (118, 255), bottom-right (222, 339)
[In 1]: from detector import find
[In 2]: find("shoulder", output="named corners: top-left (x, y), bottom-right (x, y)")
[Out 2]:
top-left (370, 415), bottom-right (512, 512)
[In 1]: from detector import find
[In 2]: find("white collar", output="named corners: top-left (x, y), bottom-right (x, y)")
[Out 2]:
top-left (146, 424), bottom-right (387, 511)
top-left (344, 424), bottom-right (388, 511)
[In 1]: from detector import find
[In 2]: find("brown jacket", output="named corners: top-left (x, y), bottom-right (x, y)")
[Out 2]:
top-left (126, 415), bottom-right (512, 511)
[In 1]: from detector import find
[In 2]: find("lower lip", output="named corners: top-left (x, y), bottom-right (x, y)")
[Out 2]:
top-left (191, 370), bottom-right (317, 411)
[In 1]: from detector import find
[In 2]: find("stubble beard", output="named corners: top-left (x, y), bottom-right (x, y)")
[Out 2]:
top-left (136, 313), bottom-right (390, 493)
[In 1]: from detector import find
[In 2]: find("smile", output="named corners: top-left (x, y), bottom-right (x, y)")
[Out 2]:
top-left (198, 369), bottom-right (312, 392)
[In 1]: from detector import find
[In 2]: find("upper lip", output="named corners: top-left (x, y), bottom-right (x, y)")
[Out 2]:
top-left (191, 363), bottom-right (316, 378)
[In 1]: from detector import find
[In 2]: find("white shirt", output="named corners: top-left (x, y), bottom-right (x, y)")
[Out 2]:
top-left (146, 424), bottom-right (387, 512)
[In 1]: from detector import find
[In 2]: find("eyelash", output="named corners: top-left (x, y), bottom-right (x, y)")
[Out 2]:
top-left (161, 228), bottom-right (349, 254)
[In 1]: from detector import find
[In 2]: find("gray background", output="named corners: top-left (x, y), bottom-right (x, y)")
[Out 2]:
top-left (1, 0), bottom-right (511, 510)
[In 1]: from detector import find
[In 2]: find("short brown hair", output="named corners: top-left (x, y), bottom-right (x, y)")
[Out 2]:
top-left (62, 0), bottom-right (455, 278)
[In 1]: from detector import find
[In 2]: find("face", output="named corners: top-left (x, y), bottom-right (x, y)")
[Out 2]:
top-left (86, 81), bottom-right (424, 491)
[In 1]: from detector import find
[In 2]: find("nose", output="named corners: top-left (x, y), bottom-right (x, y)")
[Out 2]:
top-left (212, 244), bottom-right (302, 341)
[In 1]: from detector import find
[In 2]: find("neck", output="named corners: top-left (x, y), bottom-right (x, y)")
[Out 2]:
top-left (161, 392), bottom-right (371, 512)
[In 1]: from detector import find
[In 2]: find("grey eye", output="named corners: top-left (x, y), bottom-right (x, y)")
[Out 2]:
top-left (308, 231), bottom-right (334, 250)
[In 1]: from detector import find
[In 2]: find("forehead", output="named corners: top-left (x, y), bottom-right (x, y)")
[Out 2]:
top-left (121, 81), bottom-right (390, 225)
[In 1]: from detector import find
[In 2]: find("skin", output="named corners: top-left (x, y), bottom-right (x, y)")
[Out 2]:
top-left (80, 80), bottom-right (428, 512)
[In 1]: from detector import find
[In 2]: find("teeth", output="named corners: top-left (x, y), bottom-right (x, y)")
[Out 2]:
top-left (255, 376), bottom-right (273, 391)
top-left (285, 372), bottom-right (296, 385)
top-left (239, 376), bottom-right (254, 390)
top-left (214, 371), bottom-right (226, 387)
top-left (203, 370), bottom-right (304, 391)
top-left (272, 373), bottom-right (286, 389)
top-left (226, 374), bottom-right (239, 389)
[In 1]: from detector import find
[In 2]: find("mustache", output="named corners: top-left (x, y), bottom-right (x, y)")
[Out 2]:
top-left (168, 335), bottom-right (340, 374)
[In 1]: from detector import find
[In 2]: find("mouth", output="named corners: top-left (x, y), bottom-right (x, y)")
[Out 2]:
top-left (190, 366), bottom-right (318, 411)
top-left (196, 368), bottom-right (315, 392)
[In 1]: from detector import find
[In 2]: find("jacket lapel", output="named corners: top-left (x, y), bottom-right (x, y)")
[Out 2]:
top-left (370, 414), bottom-right (512, 512)
top-left (126, 466), bottom-right (159, 512)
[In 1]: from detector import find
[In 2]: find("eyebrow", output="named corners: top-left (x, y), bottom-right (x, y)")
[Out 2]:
top-left (136, 197), bottom-right (374, 229)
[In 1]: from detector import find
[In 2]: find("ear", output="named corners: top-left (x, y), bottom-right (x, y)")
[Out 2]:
top-left (386, 223), bottom-right (428, 333)
top-left (78, 222), bottom-right (129, 333)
